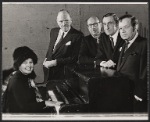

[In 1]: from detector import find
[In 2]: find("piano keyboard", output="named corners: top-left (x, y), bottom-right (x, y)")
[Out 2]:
top-left (46, 80), bottom-right (88, 113)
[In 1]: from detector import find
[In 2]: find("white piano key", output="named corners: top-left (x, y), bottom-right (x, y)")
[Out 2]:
top-left (47, 90), bottom-right (58, 102)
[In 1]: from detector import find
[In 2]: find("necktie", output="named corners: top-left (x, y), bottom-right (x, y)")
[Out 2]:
top-left (124, 41), bottom-right (129, 52)
top-left (96, 38), bottom-right (100, 44)
top-left (110, 37), bottom-right (114, 49)
top-left (119, 41), bottom-right (130, 63)
top-left (122, 41), bottom-right (130, 54)
top-left (53, 32), bottom-right (64, 51)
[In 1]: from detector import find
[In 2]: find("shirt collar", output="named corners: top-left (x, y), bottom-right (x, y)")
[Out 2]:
top-left (60, 27), bottom-right (71, 37)
top-left (91, 33), bottom-right (101, 39)
top-left (127, 32), bottom-right (138, 44)
top-left (109, 30), bottom-right (119, 46)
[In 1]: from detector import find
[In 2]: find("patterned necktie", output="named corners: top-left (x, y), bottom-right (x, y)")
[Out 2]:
top-left (96, 38), bottom-right (100, 44)
top-left (122, 41), bottom-right (130, 54)
top-left (124, 41), bottom-right (130, 52)
top-left (110, 37), bottom-right (114, 49)
top-left (119, 41), bottom-right (130, 63)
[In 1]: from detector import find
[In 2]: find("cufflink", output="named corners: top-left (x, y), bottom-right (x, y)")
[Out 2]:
top-left (119, 47), bottom-right (122, 52)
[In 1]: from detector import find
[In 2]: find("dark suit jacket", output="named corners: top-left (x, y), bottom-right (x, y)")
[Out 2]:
top-left (117, 35), bottom-right (147, 100)
top-left (44, 27), bottom-right (83, 82)
top-left (5, 71), bottom-right (45, 113)
top-left (96, 32), bottom-right (125, 67)
top-left (78, 34), bottom-right (100, 65)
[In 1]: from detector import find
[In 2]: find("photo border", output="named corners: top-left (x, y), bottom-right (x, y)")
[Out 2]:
top-left (1, 0), bottom-right (149, 121)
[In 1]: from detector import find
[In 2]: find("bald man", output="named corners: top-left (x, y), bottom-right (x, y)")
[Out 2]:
top-left (43, 10), bottom-right (83, 82)
top-left (78, 16), bottom-right (102, 66)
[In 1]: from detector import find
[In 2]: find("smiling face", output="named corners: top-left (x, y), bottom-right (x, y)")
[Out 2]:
top-left (87, 17), bottom-right (102, 37)
top-left (119, 18), bottom-right (136, 41)
top-left (103, 16), bottom-right (118, 36)
top-left (57, 11), bottom-right (72, 32)
top-left (19, 58), bottom-right (34, 75)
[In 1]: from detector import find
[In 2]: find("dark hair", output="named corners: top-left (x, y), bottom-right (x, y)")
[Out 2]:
top-left (119, 14), bottom-right (138, 28)
top-left (102, 13), bottom-right (119, 25)
top-left (13, 46), bottom-right (38, 70)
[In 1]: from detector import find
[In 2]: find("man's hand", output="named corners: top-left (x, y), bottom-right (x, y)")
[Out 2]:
top-left (100, 60), bottom-right (116, 68)
top-left (43, 58), bottom-right (47, 66)
top-left (134, 95), bottom-right (143, 102)
top-left (100, 67), bottom-right (115, 76)
top-left (43, 59), bottom-right (57, 68)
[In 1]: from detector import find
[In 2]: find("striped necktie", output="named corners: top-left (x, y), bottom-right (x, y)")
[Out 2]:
top-left (110, 37), bottom-right (114, 49)
top-left (122, 41), bottom-right (130, 54)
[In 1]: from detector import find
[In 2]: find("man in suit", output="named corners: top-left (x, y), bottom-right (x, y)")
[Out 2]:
top-left (117, 14), bottom-right (147, 112)
top-left (96, 13), bottom-right (124, 69)
top-left (43, 10), bottom-right (83, 82)
top-left (78, 16), bottom-right (102, 66)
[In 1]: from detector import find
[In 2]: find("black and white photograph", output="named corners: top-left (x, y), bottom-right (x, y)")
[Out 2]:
top-left (1, 1), bottom-right (149, 121)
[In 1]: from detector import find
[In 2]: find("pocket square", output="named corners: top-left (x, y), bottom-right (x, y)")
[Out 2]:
top-left (119, 47), bottom-right (122, 52)
top-left (65, 41), bottom-right (71, 46)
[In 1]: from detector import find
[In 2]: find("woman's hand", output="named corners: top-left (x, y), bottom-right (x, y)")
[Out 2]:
top-left (45, 100), bottom-right (63, 107)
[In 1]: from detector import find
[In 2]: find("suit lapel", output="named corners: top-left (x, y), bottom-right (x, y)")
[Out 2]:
top-left (117, 36), bottom-right (139, 70)
top-left (114, 34), bottom-right (123, 52)
top-left (111, 34), bottom-right (124, 61)
top-left (104, 35), bottom-right (114, 58)
top-left (117, 43), bottom-right (125, 69)
top-left (52, 27), bottom-right (73, 54)
top-left (51, 30), bottom-right (59, 49)
top-left (47, 29), bottom-right (59, 60)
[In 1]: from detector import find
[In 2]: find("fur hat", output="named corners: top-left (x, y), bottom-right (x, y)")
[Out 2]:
top-left (13, 46), bottom-right (38, 70)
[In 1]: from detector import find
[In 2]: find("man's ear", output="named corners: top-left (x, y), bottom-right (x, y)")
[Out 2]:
top-left (70, 19), bottom-right (72, 24)
top-left (100, 23), bottom-right (103, 31)
top-left (56, 19), bottom-right (59, 25)
top-left (134, 23), bottom-right (139, 32)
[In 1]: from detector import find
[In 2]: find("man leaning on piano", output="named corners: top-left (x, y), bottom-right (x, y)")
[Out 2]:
top-left (42, 11), bottom-right (147, 113)
top-left (2, 10), bottom-right (147, 114)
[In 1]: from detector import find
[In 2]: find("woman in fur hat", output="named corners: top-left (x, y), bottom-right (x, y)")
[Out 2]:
top-left (4, 46), bottom-right (62, 113)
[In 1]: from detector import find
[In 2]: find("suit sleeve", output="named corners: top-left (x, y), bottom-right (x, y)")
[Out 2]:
top-left (56, 34), bottom-right (84, 65)
top-left (78, 38), bottom-right (96, 65)
top-left (134, 40), bottom-right (147, 100)
top-left (46, 29), bottom-right (54, 58)
top-left (12, 80), bottom-right (45, 112)
top-left (95, 39), bottom-right (108, 65)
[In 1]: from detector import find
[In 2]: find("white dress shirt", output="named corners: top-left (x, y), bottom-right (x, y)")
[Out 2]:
top-left (53, 29), bottom-right (70, 49)
top-left (126, 32), bottom-right (138, 49)
top-left (109, 30), bottom-right (119, 47)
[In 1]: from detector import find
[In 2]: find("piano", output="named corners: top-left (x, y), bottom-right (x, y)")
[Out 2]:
top-left (39, 64), bottom-right (133, 113)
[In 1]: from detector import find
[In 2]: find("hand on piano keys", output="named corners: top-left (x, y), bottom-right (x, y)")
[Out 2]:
top-left (45, 100), bottom-right (63, 107)
top-left (47, 90), bottom-right (63, 114)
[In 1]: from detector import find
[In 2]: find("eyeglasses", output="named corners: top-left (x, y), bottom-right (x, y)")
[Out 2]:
top-left (88, 22), bottom-right (100, 28)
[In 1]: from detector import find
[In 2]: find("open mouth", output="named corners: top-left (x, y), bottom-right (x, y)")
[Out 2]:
top-left (25, 67), bottom-right (32, 71)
